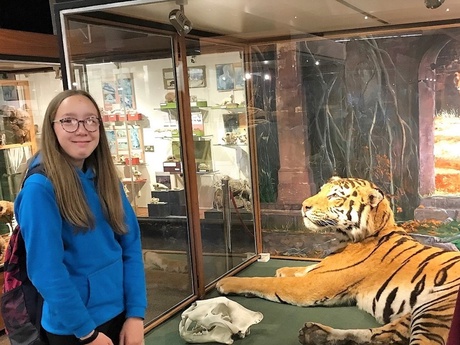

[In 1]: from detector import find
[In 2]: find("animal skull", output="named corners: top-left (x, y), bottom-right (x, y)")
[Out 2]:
top-left (179, 296), bottom-right (263, 344)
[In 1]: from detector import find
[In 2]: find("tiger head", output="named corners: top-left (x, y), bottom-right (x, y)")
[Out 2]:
top-left (301, 177), bottom-right (396, 242)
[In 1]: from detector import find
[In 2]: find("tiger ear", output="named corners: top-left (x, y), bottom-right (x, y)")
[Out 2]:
top-left (368, 188), bottom-right (384, 207)
top-left (328, 176), bottom-right (342, 183)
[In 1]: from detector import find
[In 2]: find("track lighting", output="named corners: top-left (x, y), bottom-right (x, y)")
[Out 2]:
top-left (425, 0), bottom-right (445, 9)
top-left (169, 9), bottom-right (192, 35)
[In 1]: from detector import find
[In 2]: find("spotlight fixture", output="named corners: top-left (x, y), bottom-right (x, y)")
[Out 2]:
top-left (425, 0), bottom-right (445, 9)
top-left (169, 9), bottom-right (192, 35)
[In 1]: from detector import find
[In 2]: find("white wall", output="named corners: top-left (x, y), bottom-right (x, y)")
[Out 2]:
top-left (85, 51), bottom-right (248, 175)
top-left (17, 71), bottom-right (64, 131)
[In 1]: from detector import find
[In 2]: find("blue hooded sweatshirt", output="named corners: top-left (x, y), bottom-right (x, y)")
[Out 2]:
top-left (14, 159), bottom-right (147, 337)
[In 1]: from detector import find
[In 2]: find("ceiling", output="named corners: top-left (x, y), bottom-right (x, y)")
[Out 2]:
top-left (2, 0), bottom-right (459, 73)
top-left (103, 0), bottom-right (460, 40)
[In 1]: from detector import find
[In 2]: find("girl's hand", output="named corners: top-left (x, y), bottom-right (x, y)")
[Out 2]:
top-left (119, 317), bottom-right (144, 345)
top-left (82, 331), bottom-right (113, 345)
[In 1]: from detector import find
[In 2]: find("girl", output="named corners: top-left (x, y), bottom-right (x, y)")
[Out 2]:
top-left (14, 90), bottom-right (147, 345)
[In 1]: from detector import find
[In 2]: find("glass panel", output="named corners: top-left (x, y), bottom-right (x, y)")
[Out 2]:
top-left (183, 39), bottom-right (256, 285)
top-left (0, 66), bottom-right (63, 237)
top-left (253, 29), bottom-right (460, 257)
top-left (62, 18), bottom-right (194, 325)
top-left (57, 0), bottom-right (460, 326)
top-left (93, 0), bottom-right (460, 263)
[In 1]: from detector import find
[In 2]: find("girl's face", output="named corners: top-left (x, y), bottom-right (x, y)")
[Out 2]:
top-left (53, 95), bottom-right (100, 169)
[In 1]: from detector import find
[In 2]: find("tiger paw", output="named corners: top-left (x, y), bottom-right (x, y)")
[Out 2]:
top-left (216, 277), bottom-right (240, 295)
top-left (298, 322), bottom-right (332, 345)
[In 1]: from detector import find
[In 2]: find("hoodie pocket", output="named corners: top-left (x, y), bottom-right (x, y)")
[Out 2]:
top-left (87, 259), bottom-right (124, 309)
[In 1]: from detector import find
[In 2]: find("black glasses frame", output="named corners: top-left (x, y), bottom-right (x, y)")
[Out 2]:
top-left (53, 117), bottom-right (100, 133)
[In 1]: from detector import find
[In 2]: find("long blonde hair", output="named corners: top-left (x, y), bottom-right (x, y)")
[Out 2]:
top-left (39, 90), bottom-right (126, 235)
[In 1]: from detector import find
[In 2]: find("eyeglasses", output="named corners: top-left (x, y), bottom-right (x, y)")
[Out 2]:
top-left (53, 117), bottom-right (100, 133)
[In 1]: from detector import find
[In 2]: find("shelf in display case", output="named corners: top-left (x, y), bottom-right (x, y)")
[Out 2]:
top-left (214, 143), bottom-right (247, 148)
top-left (0, 142), bottom-right (33, 150)
top-left (160, 135), bottom-right (212, 142)
top-left (122, 178), bottom-right (147, 184)
top-left (197, 170), bottom-right (218, 175)
top-left (102, 112), bottom-right (142, 122)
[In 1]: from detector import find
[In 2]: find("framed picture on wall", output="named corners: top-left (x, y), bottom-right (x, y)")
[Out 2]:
top-left (102, 81), bottom-right (117, 110)
top-left (215, 63), bottom-right (235, 91)
top-left (117, 75), bottom-right (136, 110)
top-left (188, 66), bottom-right (206, 88)
top-left (163, 68), bottom-right (176, 89)
top-left (1, 86), bottom-right (19, 101)
top-left (102, 73), bottom-right (136, 111)
top-left (163, 66), bottom-right (207, 89)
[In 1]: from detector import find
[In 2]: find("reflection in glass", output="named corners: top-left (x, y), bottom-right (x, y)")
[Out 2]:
top-left (256, 29), bottom-right (460, 259)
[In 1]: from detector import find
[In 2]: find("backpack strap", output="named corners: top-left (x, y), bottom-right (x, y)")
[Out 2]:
top-left (21, 164), bottom-right (45, 187)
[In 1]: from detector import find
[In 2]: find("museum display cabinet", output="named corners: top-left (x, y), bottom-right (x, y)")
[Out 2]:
top-left (0, 29), bottom-right (62, 203)
top-left (0, 80), bottom-right (37, 201)
top-left (52, 0), bottom-right (460, 339)
top-left (0, 28), bottom-right (63, 331)
top-left (54, 2), bottom-right (257, 330)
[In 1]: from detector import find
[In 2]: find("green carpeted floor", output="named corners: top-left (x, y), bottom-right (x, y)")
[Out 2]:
top-left (144, 259), bottom-right (380, 345)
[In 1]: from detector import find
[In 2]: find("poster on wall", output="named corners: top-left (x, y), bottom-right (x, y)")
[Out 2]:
top-left (106, 129), bottom-right (116, 156)
top-left (102, 81), bottom-right (117, 111)
top-left (102, 74), bottom-right (136, 111)
top-left (215, 63), bottom-right (245, 91)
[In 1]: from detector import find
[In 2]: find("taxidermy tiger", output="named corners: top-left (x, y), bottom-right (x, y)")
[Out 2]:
top-left (216, 177), bottom-right (460, 345)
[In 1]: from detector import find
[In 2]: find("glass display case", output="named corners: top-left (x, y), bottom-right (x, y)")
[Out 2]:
top-left (53, 0), bottom-right (460, 339)
top-left (55, 11), bottom-right (257, 328)
top-left (0, 72), bottom-right (63, 203)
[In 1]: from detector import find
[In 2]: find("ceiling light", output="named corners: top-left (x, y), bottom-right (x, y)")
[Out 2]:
top-left (425, 0), bottom-right (445, 9)
top-left (169, 9), bottom-right (192, 35)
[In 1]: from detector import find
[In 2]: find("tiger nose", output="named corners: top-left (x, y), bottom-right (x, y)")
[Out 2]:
top-left (301, 201), bottom-right (311, 213)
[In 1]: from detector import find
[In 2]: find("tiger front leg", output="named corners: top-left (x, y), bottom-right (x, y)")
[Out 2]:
top-left (216, 276), bottom-right (343, 306)
top-left (299, 314), bottom-right (411, 345)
